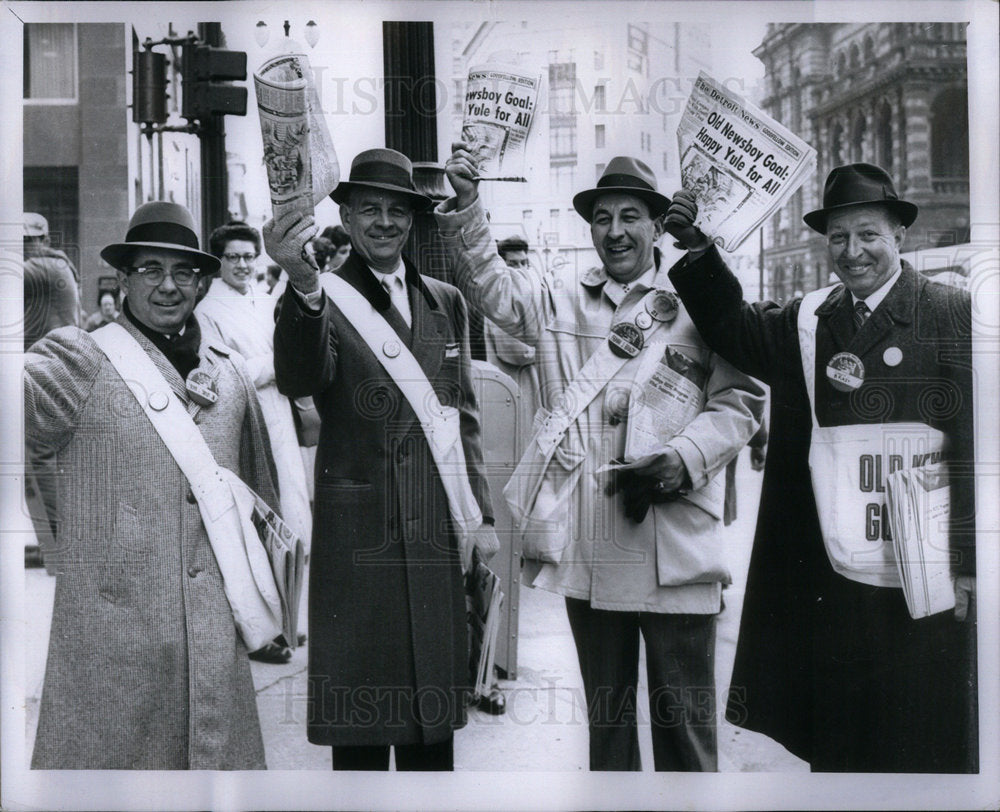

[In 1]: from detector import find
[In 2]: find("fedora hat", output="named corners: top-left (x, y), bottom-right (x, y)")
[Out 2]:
top-left (803, 163), bottom-right (918, 234)
top-left (329, 148), bottom-right (433, 211)
top-left (101, 201), bottom-right (220, 273)
top-left (572, 156), bottom-right (671, 223)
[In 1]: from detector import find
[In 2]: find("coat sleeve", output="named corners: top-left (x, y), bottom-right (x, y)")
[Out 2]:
top-left (668, 351), bottom-right (766, 491)
top-left (448, 287), bottom-right (494, 522)
top-left (274, 286), bottom-right (338, 398)
top-left (669, 246), bottom-right (803, 386)
top-left (23, 327), bottom-right (102, 454)
top-left (435, 196), bottom-right (550, 346)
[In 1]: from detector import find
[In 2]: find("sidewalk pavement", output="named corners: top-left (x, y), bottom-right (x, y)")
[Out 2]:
top-left (24, 451), bottom-right (806, 772)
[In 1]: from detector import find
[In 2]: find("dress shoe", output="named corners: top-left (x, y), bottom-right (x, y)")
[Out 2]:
top-left (248, 640), bottom-right (292, 664)
top-left (477, 685), bottom-right (506, 715)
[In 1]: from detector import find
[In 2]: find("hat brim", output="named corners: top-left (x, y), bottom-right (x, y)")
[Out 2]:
top-left (803, 199), bottom-right (918, 234)
top-left (100, 242), bottom-right (221, 274)
top-left (330, 181), bottom-right (434, 212)
top-left (572, 187), bottom-right (671, 223)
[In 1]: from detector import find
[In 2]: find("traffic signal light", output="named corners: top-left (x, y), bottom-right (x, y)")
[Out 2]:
top-left (132, 48), bottom-right (168, 125)
top-left (181, 44), bottom-right (248, 120)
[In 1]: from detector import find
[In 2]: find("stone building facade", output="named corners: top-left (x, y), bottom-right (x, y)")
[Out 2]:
top-left (752, 23), bottom-right (969, 299)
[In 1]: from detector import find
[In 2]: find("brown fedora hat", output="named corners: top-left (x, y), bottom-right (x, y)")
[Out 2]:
top-left (100, 201), bottom-right (220, 273)
top-left (803, 163), bottom-right (918, 234)
top-left (572, 156), bottom-right (671, 223)
top-left (329, 148), bottom-right (433, 211)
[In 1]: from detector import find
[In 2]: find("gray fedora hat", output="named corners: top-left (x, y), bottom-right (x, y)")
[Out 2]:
top-left (572, 156), bottom-right (671, 223)
top-left (803, 163), bottom-right (918, 234)
top-left (329, 148), bottom-right (433, 211)
top-left (100, 201), bottom-right (220, 273)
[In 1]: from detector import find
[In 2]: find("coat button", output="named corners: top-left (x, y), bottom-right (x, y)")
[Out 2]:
top-left (187, 566), bottom-right (201, 578)
top-left (186, 489), bottom-right (197, 504)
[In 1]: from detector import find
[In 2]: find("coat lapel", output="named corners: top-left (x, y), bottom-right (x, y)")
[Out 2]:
top-left (815, 284), bottom-right (856, 352)
top-left (849, 266), bottom-right (915, 357)
top-left (336, 255), bottom-right (413, 343)
top-left (406, 259), bottom-right (448, 381)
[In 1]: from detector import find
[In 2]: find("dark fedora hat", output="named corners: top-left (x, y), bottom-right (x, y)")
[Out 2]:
top-left (803, 163), bottom-right (918, 233)
top-left (100, 201), bottom-right (220, 273)
top-left (329, 148), bottom-right (433, 211)
top-left (572, 156), bottom-right (671, 223)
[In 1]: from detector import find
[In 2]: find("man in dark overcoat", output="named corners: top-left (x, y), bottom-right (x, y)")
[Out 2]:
top-left (663, 163), bottom-right (977, 772)
top-left (267, 148), bottom-right (497, 771)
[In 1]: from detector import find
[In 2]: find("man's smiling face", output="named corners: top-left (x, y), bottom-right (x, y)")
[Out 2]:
top-left (340, 189), bottom-right (414, 273)
top-left (825, 204), bottom-right (904, 299)
top-left (590, 193), bottom-right (663, 284)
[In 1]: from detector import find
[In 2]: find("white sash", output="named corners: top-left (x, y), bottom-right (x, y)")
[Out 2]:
top-left (90, 323), bottom-right (284, 650)
top-left (503, 288), bottom-right (672, 563)
top-left (320, 274), bottom-right (483, 536)
top-left (798, 288), bottom-right (944, 587)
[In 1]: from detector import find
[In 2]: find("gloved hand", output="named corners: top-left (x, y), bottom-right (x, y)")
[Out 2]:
top-left (444, 141), bottom-right (482, 211)
top-left (263, 210), bottom-right (320, 294)
top-left (463, 521), bottom-right (501, 572)
top-left (664, 189), bottom-right (713, 253)
top-left (605, 455), bottom-right (687, 524)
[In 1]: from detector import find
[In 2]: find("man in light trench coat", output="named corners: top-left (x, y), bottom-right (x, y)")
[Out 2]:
top-left (436, 145), bottom-right (765, 771)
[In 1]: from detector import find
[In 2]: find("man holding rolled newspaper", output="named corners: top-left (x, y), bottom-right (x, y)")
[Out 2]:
top-left (665, 163), bottom-right (977, 772)
top-left (438, 146), bottom-right (764, 772)
top-left (267, 148), bottom-right (497, 772)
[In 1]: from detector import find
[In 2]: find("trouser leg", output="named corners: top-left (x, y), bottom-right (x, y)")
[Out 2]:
top-left (331, 744), bottom-right (391, 770)
top-left (640, 611), bottom-right (718, 772)
top-left (394, 735), bottom-right (454, 771)
top-left (565, 597), bottom-right (642, 771)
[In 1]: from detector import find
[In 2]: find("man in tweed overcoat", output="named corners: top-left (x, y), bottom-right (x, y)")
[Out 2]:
top-left (25, 202), bottom-right (278, 770)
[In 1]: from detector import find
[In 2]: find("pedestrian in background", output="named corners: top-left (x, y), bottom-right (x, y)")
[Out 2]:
top-left (84, 288), bottom-right (120, 332)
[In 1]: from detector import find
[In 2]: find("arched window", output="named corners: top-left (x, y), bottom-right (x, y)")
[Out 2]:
top-left (851, 112), bottom-right (867, 162)
top-left (835, 51), bottom-right (846, 77)
top-left (877, 101), bottom-right (893, 172)
top-left (930, 87), bottom-right (969, 179)
top-left (849, 42), bottom-right (860, 69)
top-left (831, 120), bottom-right (844, 166)
top-left (864, 35), bottom-right (875, 62)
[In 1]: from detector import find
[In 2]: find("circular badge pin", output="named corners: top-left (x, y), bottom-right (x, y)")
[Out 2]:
top-left (382, 340), bottom-right (401, 358)
top-left (185, 369), bottom-right (218, 406)
top-left (826, 352), bottom-right (865, 392)
top-left (634, 311), bottom-right (653, 330)
top-left (148, 391), bottom-right (171, 412)
top-left (645, 290), bottom-right (679, 323)
top-left (882, 346), bottom-right (903, 367)
top-left (608, 322), bottom-right (644, 358)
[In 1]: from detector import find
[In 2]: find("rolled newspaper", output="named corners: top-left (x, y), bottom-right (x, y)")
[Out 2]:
top-left (254, 45), bottom-right (339, 218)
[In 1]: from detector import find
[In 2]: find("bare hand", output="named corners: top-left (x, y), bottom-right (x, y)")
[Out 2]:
top-left (463, 522), bottom-right (501, 572)
top-left (953, 575), bottom-right (975, 621)
top-left (263, 211), bottom-right (320, 294)
top-left (444, 141), bottom-right (481, 211)
top-left (613, 448), bottom-right (689, 493)
top-left (665, 189), bottom-right (712, 252)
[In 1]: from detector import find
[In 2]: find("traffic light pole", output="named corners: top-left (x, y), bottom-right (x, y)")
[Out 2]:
top-left (198, 23), bottom-right (229, 245)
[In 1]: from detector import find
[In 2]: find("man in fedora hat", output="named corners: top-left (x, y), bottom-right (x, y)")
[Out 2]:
top-left (265, 148), bottom-right (497, 771)
top-left (24, 201), bottom-right (278, 769)
top-left (437, 144), bottom-right (764, 771)
top-left (664, 163), bottom-right (977, 772)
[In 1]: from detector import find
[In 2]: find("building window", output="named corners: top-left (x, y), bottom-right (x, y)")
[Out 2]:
top-left (23, 166), bottom-right (80, 267)
top-left (877, 101), bottom-right (894, 173)
top-left (831, 120), bottom-right (844, 166)
top-left (548, 62), bottom-right (577, 116)
top-left (594, 84), bottom-right (606, 112)
top-left (863, 35), bottom-right (875, 62)
top-left (930, 87), bottom-right (969, 179)
top-left (550, 163), bottom-right (576, 198)
top-left (627, 24), bottom-right (649, 75)
top-left (835, 52), bottom-right (846, 77)
top-left (849, 42), bottom-right (860, 69)
top-left (595, 124), bottom-right (605, 149)
top-left (23, 23), bottom-right (77, 101)
top-left (550, 123), bottom-right (577, 159)
top-left (522, 209), bottom-right (533, 220)
top-left (850, 112), bottom-right (867, 163)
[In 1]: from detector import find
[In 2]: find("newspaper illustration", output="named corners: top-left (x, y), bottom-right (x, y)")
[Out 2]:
top-left (677, 71), bottom-right (816, 252)
top-left (461, 61), bottom-right (540, 181)
top-left (886, 463), bottom-right (955, 619)
top-left (254, 45), bottom-right (339, 218)
top-left (624, 342), bottom-right (707, 461)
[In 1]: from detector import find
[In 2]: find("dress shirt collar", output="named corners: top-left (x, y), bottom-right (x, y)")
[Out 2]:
top-left (851, 265), bottom-right (902, 313)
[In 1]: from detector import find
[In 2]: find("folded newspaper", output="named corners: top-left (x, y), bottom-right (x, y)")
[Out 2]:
top-left (250, 491), bottom-right (306, 646)
top-left (677, 71), bottom-right (816, 252)
top-left (466, 549), bottom-right (504, 700)
top-left (254, 44), bottom-right (339, 218)
top-left (461, 59), bottom-right (540, 181)
top-left (885, 463), bottom-right (955, 619)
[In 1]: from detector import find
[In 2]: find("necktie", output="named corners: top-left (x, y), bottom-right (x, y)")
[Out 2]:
top-left (382, 275), bottom-right (411, 328)
top-left (853, 300), bottom-right (871, 333)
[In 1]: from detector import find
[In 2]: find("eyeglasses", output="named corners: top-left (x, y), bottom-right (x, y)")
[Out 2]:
top-left (129, 265), bottom-right (201, 287)
top-left (222, 252), bottom-right (258, 265)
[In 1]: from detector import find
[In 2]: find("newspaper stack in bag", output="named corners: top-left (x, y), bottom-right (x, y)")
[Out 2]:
top-left (461, 55), bottom-right (540, 181)
top-left (254, 43), bottom-right (339, 218)
top-left (885, 463), bottom-right (956, 619)
top-left (677, 71), bottom-right (816, 252)
top-left (465, 548), bottom-right (504, 701)
top-left (250, 491), bottom-right (306, 645)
